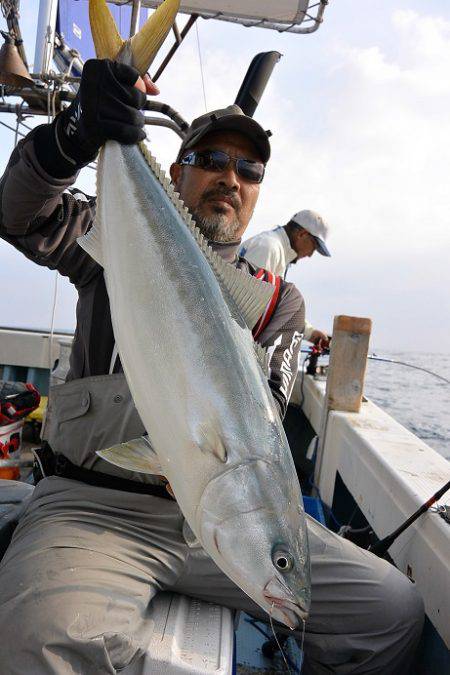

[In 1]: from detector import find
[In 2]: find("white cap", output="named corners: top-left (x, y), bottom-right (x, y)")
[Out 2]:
top-left (290, 210), bottom-right (331, 257)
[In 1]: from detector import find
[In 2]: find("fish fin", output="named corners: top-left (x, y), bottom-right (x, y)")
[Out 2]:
top-left (139, 143), bottom-right (274, 330)
top-left (196, 425), bottom-right (228, 463)
top-left (182, 520), bottom-right (200, 549)
top-left (254, 342), bottom-right (269, 376)
top-left (130, 0), bottom-right (180, 74)
top-left (89, 0), bottom-right (125, 60)
top-left (77, 220), bottom-right (104, 266)
top-left (211, 255), bottom-right (274, 331)
top-left (96, 436), bottom-right (164, 475)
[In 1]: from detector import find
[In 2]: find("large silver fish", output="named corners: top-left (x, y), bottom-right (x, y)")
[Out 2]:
top-left (82, 0), bottom-right (311, 628)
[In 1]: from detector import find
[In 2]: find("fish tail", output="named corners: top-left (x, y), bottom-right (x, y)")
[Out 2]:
top-left (89, 0), bottom-right (180, 72)
top-left (89, 0), bottom-right (124, 60)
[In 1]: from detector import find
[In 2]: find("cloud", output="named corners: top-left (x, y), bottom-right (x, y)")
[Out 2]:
top-left (0, 5), bottom-right (449, 350)
top-left (241, 8), bottom-right (450, 348)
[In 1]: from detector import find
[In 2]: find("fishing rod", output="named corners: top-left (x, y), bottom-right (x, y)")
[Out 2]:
top-left (367, 354), bottom-right (450, 385)
top-left (300, 347), bottom-right (450, 385)
top-left (368, 480), bottom-right (450, 558)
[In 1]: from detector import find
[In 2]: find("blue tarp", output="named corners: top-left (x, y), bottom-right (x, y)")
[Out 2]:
top-left (56, 1), bottom-right (149, 62)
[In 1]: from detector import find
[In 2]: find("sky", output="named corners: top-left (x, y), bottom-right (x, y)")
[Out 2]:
top-left (0, 0), bottom-right (449, 352)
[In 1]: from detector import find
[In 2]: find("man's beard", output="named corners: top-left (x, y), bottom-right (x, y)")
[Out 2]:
top-left (191, 187), bottom-right (242, 243)
top-left (192, 211), bottom-right (241, 243)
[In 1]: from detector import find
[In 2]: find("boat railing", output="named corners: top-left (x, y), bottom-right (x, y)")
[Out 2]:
top-left (291, 315), bottom-right (450, 650)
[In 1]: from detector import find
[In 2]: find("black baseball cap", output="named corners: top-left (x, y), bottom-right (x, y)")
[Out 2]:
top-left (176, 104), bottom-right (271, 163)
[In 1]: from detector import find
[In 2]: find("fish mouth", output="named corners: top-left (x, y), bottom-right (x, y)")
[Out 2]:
top-left (263, 592), bottom-right (308, 629)
top-left (263, 578), bottom-right (309, 629)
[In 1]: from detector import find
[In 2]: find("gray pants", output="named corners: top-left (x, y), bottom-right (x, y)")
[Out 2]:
top-left (0, 476), bottom-right (424, 674)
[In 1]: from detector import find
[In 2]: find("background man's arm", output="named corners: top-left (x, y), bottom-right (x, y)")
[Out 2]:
top-left (304, 320), bottom-right (315, 342)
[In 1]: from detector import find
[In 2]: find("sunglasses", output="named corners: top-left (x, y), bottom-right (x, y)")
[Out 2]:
top-left (179, 150), bottom-right (265, 184)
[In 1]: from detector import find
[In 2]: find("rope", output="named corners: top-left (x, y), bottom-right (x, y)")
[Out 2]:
top-left (299, 618), bottom-right (306, 665)
top-left (48, 268), bottom-right (59, 370)
top-left (51, 85), bottom-right (57, 119)
top-left (13, 109), bottom-right (19, 146)
top-left (0, 118), bottom-right (25, 138)
top-left (269, 605), bottom-right (292, 673)
top-left (0, 0), bottom-right (16, 21)
top-left (298, 353), bottom-right (311, 408)
top-left (17, 117), bottom-right (33, 132)
top-left (244, 616), bottom-right (300, 672)
top-left (45, 81), bottom-right (60, 372)
top-left (195, 22), bottom-right (208, 112)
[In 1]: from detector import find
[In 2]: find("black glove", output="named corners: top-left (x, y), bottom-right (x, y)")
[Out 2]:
top-left (34, 59), bottom-right (147, 177)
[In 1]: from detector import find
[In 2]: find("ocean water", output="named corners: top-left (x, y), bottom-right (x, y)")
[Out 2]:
top-left (363, 352), bottom-right (450, 461)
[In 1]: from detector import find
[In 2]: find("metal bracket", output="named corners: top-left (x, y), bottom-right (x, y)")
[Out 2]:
top-left (152, 14), bottom-right (198, 83)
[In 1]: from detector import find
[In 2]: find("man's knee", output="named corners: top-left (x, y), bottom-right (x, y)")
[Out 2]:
top-left (0, 588), bottom-right (143, 674)
top-left (378, 565), bottom-right (424, 637)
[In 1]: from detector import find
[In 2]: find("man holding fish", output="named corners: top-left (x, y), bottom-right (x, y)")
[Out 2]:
top-left (0, 1), bottom-right (423, 673)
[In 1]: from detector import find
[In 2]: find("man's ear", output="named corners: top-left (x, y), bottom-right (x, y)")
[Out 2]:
top-left (170, 162), bottom-right (181, 187)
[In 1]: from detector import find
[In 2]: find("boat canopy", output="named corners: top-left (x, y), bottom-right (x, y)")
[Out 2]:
top-left (35, 0), bottom-right (327, 78)
top-left (124, 1), bottom-right (325, 34)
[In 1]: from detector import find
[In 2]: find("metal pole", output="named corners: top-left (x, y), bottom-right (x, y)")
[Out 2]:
top-left (129, 0), bottom-right (142, 38)
top-left (152, 14), bottom-right (198, 83)
top-left (4, 0), bottom-right (29, 68)
top-left (0, 101), bottom-right (188, 138)
top-left (143, 116), bottom-right (185, 139)
top-left (34, 0), bottom-right (58, 76)
top-left (295, 0), bottom-right (328, 35)
top-left (172, 21), bottom-right (181, 44)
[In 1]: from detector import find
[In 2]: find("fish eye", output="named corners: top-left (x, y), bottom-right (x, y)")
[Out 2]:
top-left (272, 548), bottom-right (294, 573)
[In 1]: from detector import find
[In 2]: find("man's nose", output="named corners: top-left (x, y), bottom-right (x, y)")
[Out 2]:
top-left (217, 166), bottom-right (240, 191)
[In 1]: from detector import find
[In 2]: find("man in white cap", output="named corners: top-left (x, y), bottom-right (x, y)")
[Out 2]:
top-left (240, 210), bottom-right (331, 346)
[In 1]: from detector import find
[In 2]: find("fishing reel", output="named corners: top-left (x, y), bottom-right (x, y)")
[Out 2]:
top-left (304, 344), bottom-right (329, 377)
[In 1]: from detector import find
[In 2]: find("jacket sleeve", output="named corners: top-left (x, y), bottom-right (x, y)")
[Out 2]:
top-left (303, 320), bottom-right (315, 342)
top-left (256, 281), bottom-right (305, 419)
top-left (0, 128), bottom-right (100, 288)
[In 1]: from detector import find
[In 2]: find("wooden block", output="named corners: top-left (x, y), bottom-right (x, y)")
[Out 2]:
top-left (314, 315), bottom-right (372, 485)
top-left (333, 315), bottom-right (372, 335)
top-left (326, 315), bottom-right (372, 413)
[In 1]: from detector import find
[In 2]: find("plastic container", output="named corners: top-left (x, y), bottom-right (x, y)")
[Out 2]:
top-left (0, 419), bottom-right (23, 480)
top-left (126, 593), bottom-right (235, 674)
top-left (303, 495), bottom-right (326, 525)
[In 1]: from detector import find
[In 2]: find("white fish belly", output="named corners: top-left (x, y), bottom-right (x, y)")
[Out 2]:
top-left (91, 142), bottom-right (310, 625)
top-left (97, 142), bottom-right (282, 509)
